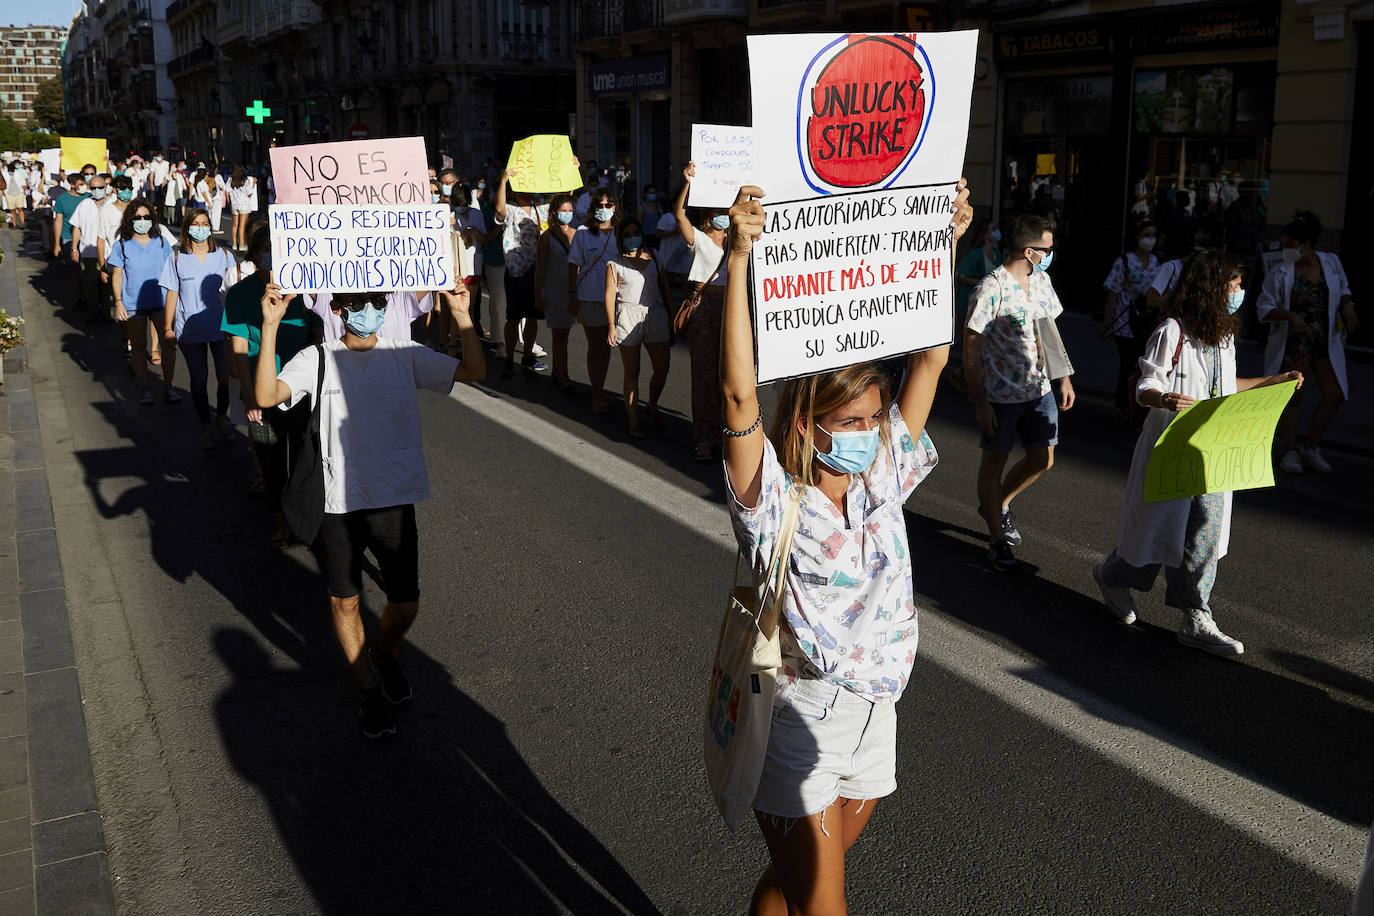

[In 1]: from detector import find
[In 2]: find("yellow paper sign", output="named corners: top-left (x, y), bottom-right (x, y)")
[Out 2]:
top-left (1143, 381), bottom-right (1298, 503)
top-left (1035, 153), bottom-right (1057, 176)
top-left (505, 135), bottom-right (581, 194)
top-left (60, 137), bottom-right (107, 173)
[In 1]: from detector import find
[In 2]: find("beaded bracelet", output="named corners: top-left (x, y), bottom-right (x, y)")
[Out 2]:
top-left (722, 410), bottom-right (762, 438)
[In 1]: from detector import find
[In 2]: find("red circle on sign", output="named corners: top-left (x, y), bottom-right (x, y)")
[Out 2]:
top-left (168, 142), bottom-right (181, 157)
top-left (349, 122), bottom-right (370, 140)
top-left (805, 35), bottom-right (927, 188)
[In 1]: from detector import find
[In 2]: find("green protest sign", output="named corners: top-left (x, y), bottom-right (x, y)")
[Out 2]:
top-left (1143, 380), bottom-right (1298, 503)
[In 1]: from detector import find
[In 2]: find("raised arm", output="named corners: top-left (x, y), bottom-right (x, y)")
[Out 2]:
top-left (674, 164), bottom-right (696, 247)
top-left (254, 283), bottom-right (295, 408)
top-left (445, 287), bottom-right (487, 382)
top-left (896, 178), bottom-right (972, 432)
top-left (722, 185), bottom-right (767, 507)
top-left (493, 168), bottom-right (509, 223)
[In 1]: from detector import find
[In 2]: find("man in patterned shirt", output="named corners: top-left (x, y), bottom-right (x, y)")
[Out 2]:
top-left (492, 167), bottom-right (547, 378)
top-left (964, 214), bottom-right (1076, 572)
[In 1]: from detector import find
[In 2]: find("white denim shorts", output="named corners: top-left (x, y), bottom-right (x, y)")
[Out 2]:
top-left (752, 678), bottom-right (897, 819)
top-left (614, 302), bottom-right (669, 346)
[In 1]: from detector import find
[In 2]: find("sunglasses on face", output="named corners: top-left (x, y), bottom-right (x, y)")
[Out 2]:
top-left (336, 296), bottom-right (387, 312)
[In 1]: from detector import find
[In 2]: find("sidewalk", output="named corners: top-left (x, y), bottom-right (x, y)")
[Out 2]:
top-left (1058, 311), bottom-right (1373, 456)
top-left (0, 229), bottom-right (115, 915)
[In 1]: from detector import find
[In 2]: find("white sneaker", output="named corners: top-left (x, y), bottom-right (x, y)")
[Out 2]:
top-left (1278, 450), bottom-right (1303, 474)
top-left (1299, 445), bottom-right (1332, 475)
top-left (529, 343), bottom-right (548, 358)
top-left (1092, 563), bottom-right (1136, 625)
top-left (1177, 609), bottom-right (1244, 656)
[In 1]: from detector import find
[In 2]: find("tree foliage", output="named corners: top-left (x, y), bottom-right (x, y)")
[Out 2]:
top-left (0, 115), bottom-right (58, 153)
top-left (32, 77), bottom-right (65, 133)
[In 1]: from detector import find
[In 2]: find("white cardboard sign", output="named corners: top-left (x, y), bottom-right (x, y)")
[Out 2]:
top-left (269, 204), bottom-right (455, 295)
top-left (747, 31), bottom-right (977, 382)
top-left (688, 123), bottom-right (753, 209)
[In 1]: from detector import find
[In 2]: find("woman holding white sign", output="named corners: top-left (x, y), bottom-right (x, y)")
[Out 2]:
top-left (721, 180), bottom-right (972, 915)
top-left (603, 217), bottom-right (671, 438)
top-left (1094, 252), bottom-right (1302, 656)
top-left (674, 162), bottom-right (730, 462)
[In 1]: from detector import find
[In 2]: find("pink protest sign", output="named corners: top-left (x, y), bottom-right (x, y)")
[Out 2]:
top-left (269, 137), bottom-right (430, 206)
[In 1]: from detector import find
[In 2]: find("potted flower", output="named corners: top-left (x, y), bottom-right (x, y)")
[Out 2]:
top-left (0, 310), bottom-right (24, 384)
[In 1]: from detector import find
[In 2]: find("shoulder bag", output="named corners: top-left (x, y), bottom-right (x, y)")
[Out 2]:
top-left (1126, 318), bottom-right (1185, 431)
top-left (674, 260), bottom-right (722, 335)
top-left (280, 344), bottom-right (328, 544)
top-left (704, 481), bottom-right (802, 831)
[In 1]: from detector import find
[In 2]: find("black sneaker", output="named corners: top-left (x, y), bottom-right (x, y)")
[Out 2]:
top-left (500, 358), bottom-right (515, 379)
top-left (987, 537), bottom-right (1017, 573)
top-left (521, 354), bottom-right (546, 372)
top-left (1000, 506), bottom-right (1023, 546)
top-left (369, 645), bottom-right (413, 704)
top-left (358, 687), bottom-right (396, 738)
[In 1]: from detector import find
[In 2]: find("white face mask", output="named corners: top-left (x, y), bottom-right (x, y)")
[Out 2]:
top-left (1138, 236), bottom-right (1157, 252)
top-left (1281, 247), bottom-right (1302, 264)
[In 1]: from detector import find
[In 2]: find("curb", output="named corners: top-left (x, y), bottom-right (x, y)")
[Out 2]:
top-left (0, 230), bottom-right (116, 915)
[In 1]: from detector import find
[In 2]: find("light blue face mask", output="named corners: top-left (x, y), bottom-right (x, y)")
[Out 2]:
top-left (431, 193), bottom-right (441, 204)
top-left (440, 183), bottom-right (453, 197)
top-left (90, 186), bottom-right (107, 200)
top-left (989, 228), bottom-right (1002, 243)
top-left (1227, 289), bottom-right (1245, 314)
top-left (132, 218), bottom-right (152, 235)
top-left (117, 189), bottom-right (133, 201)
top-left (1032, 250), bottom-right (1053, 273)
top-left (815, 424), bottom-right (880, 475)
top-left (556, 211), bottom-right (574, 225)
top-left (344, 303), bottom-right (386, 337)
top-left (623, 235), bottom-right (642, 250)
top-left (594, 207), bottom-right (614, 223)
top-left (711, 214), bottom-right (730, 230)
top-left (188, 225), bottom-right (212, 242)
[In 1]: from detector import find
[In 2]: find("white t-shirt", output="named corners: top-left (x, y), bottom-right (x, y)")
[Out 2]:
top-left (149, 159), bottom-right (171, 186)
top-left (687, 231), bottom-right (728, 287)
top-left (228, 177), bottom-right (257, 211)
top-left (221, 258), bottom-right (256, 293)
top-left (568, 227), bottom-right (619, 301)
top-left (276, 338), bottom-right (458, 514)
top-left (70, 198), bottom-right (116, 258)
top-left (95, 203), bottom-right (131, 254)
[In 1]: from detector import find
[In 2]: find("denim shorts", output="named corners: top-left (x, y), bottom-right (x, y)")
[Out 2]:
top-left (980, 390), bottom-right (1059, 453)
top-left (752, 678), bottom-right (897, 819)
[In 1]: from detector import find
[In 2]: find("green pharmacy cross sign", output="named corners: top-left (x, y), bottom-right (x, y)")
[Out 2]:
top-left (245, 100), bottom-right (272, 124)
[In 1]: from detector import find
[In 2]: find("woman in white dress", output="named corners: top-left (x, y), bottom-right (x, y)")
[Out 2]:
top-left (195, 169), bottom-right (224, 233)
top-left (227, 164), bottom-right (258, 251)
top-left (1094, 251), bottom-right (1302, 656)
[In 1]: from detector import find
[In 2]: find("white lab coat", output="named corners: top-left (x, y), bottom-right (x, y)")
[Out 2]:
top-left (1255, 251), bottom-right (1350, 398)
top-left (1114, 318), bottom-right (1236, 569)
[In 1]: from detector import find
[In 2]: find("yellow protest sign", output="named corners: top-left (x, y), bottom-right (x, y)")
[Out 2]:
top-left (505, 135), bottom-right (581, 194)
top-left (1143, 380), bottom-right (1298, 503)
top-left (60, 137), bottom-right (107, 172)
top-left (1035, 153), bottom-right (1057, 176)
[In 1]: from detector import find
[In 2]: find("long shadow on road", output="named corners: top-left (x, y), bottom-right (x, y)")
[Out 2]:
top-left (905, 508), bottom-right (1374, 829)
top-left (43, 276), bottom-right (659, 910)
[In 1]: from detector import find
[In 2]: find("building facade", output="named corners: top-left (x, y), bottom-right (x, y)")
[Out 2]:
top-left (63, 1), bottom-right (178, 159)
top-left (0, 25), bottom-right (65, 125)
top-left (575, 0), bottom-right (1374, 330)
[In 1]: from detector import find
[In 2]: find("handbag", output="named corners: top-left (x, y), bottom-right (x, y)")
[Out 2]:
top-left (704, 481), bottom-right (802, 831)
top-left (280, 344), bottom-right (327, 544)
top-left (1126, 318), bottom-right (1185, 431)
top-left (673, 255), bottom-right (723, 335)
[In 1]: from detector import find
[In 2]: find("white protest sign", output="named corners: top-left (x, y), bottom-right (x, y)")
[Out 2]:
top-left (747, 31), bottom-right (977, 382)
top-left (269, 137), bottom-right (430, 206)
top-left (688, 124), bottom-right (753, 209)
top-left (269, 204), bottom-right (455, 295)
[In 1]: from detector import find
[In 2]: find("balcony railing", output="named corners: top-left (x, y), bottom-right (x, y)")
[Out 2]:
top-left (624, 0), bottom-right (665, 31)
top-left (499, 28), bottom-right (550, 62)
top-left (576, 0), bottom-right (621, 42)
top-left (247, 0), bottom-right (321, 42)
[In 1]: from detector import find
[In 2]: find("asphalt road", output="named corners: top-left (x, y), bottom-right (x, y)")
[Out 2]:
top-left (8, 225), bottom-right (1373, 915)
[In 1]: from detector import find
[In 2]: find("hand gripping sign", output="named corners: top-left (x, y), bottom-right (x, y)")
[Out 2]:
top-left (746, 32), bottom-right (977, 383)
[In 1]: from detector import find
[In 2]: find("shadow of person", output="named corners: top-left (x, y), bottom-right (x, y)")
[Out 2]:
top-left (902, 508), bottom-right (1374, 829)
top-left (213, 626), bottom-right (660, 913)
top-left (66, 356), bottom-right (657, 911)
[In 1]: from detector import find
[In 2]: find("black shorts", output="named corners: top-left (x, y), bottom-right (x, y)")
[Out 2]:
top-left (314, 504), bottom-right (420, 602)
top-left (504, 269), bottom-right (543, 322)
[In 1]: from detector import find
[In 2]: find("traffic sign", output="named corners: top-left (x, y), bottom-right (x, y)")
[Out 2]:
top-left (349, 122), bottom-right (370, 140)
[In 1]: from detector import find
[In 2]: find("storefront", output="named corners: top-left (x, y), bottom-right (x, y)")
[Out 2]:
top-left (990, 2), bottom-right (1281, 311)
top-left (586, 53), bottom-right (671, 208)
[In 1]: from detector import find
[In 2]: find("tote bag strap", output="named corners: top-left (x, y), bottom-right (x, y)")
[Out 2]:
top-left (756, 482), bottom-right (802, 638)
